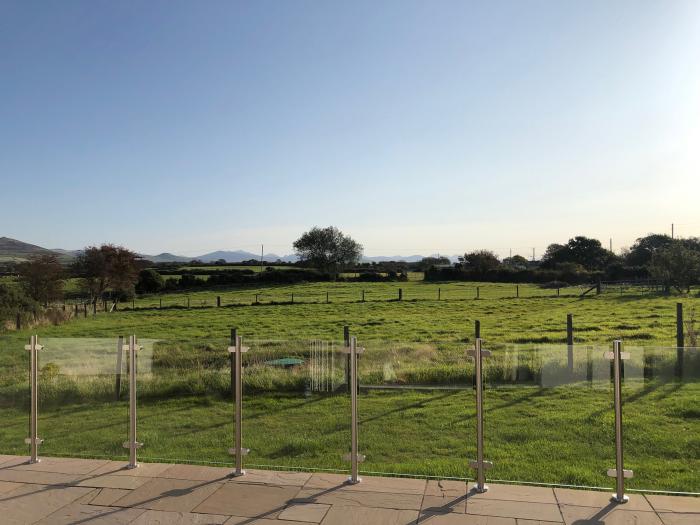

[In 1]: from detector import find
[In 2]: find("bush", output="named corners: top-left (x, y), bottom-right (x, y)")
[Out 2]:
top-left (0, 283), bottom-right (38, 328)
top-left (136, 269), bottom-right (165, 294)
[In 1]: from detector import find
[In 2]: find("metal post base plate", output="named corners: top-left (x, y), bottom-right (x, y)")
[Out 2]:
top-left (474, 484), bottom-right (489, 493)
top-left (126, 463), bottom-right (139, 470)
top-left (611, 494), bottom-right (629, 504)
top-left (346, 476), bottom-right (362, 485)
top-left (230, 470), bottom-right (246, 478)
top-left (28, 458), bottom-right (41, 465)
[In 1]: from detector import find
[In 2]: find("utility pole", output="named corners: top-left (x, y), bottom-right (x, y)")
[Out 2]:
top-left (532, 247), bottom-right (535, 262)
top-left (260, 244), bottom-right (264, 273)
top-left (609, 238), bottom-right (613, 252)
top-left (671, 223), bottom-right (674, 239)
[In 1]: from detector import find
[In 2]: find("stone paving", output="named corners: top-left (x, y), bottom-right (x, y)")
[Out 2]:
top-left (0, 455), bottom-right (697, 524)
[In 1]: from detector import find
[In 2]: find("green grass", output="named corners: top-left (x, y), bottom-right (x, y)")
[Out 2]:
top-left (1, 281), bottom-right (698, 492)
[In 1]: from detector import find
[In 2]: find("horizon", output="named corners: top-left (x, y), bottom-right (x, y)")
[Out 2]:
top-left (2, 1), bottom-right (699, 257)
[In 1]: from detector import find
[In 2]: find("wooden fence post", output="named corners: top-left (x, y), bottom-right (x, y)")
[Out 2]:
top-left (217, 296), bottom-right (221, 307)
top-left (476, 287), bottom-right (480, 299)
top-left (438, 287), bottom-right (441, 300)
top-left (676, 303), bottom-right (684, 378)
top-left (362, 290), bottom-right (365, 302)
top-left (230, 327), bottom-right (237, 395)
top-left (398, 288), bottom-right (402, 301)
top-left (567, 314), bottom-right (574, 374)
top-left (516, 285), bottom-right (519, 298)
top-left (344, 325), bottom-right (351, 392)
top-left (115, 336), bottom-right (124, 400)
top-left (326, 292), bottom-right (329, 304)
top-left (15, 312), bottom-right (20, 330)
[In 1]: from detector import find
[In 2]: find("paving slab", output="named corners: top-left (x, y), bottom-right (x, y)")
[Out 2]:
top-left (0, 482), bottom-right (95, 525)
top-left (0, 455), bottom-right (25, 467)
top-left (34, 502), bottom-right (146, 524)
top-left (320, 505), bottom-right (419, 525)
top-left (554, 488), bottom-right (653, 511)
top-left (131, 509), bottom-right (231, 524)
top-left (112, 477), bottom-right (224, 512)
top-left (419, 514), bottom-right (517, 524)
top-left (78, 472), bottom-right (154, 489)
top-left (90, 487), bottom-right (134, 506)
top-left (646, 494), bottom-right (700, 514)
top-left (305, 472), bottom-right (426, 494)
top-left (224, 517), bottom-right (310, 525)
top-left (0, 480), bottom-right (24, 494)
top-left (231, 468), bottom-right (313, 487)
top-left (516, 520), bottom-right (563, 525)
top-left (160, 464), bottom-right (233, 482)
top-left (467, 499), bottom-right (562, 522)
top-left (10, 456), bottom-right (110, 474)
top-left (422, 494), bottom-right (468, 514)
top-left (295, 487), bottom-right (423, 510)
top-left (559, 504), bottom-right (662, 524)
top-left (467, 484), bottom-right (556, 504)
top-left (425, 480), bottom-right (468, 497)
top-left (91, 460), bottom-right (174, 477)
top-left (194, 482), bottom-right (299, 517)
top-left (278, 502), bottom-right (332, 522)
top-left (658, 513), bottom-right (700, 525)
top-left (0, 467), bottom-right (87, 485)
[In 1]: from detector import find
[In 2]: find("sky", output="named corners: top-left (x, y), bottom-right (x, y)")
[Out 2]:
top-left (1, 0), bottom-right (699, 258)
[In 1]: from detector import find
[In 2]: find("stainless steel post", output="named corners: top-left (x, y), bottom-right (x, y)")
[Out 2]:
top-left (123, 335), bottom-right (142, 469)
top-left (25, 335), bottom-right (43, 464)
top-left (468, 338), bottom-right (492, 492)
top-left (607, 340), bottom-right (632, 503)
top-left (228, 336), bottom-right (249, 476)
top-left (348, 337), bottom-right (361, 483)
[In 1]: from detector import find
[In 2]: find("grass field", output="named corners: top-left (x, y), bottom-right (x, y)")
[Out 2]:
top-left (1, 281), bottom-right (698, 493)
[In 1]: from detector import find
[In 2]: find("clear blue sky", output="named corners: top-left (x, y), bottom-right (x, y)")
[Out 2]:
top-left (1, 0), bottom-right (699, 258)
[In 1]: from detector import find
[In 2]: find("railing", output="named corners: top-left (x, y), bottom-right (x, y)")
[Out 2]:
top-left (0, 333), bottom-right (698, 500)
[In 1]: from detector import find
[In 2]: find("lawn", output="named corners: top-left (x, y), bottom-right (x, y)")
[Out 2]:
top-left (0, 281), bottom-right (698, 493)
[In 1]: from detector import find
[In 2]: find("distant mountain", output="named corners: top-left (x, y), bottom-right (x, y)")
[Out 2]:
top-left (362, 255), bottom-right (425, 263)
top-left (140, 252), bottom-right (193, 263)
top-left (0, 237), bottom-right (62, 262)
top-left (196, 250), bottom-right (298, 263)
top-left (2, 237), bottom-right (457, 265)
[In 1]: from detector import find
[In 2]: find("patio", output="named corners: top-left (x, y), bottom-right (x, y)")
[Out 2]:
top-left (0, 455), bottom-right (696, 524)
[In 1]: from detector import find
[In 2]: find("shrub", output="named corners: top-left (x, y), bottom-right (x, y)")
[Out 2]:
top-left (136, 269), bottom-right (165, 294)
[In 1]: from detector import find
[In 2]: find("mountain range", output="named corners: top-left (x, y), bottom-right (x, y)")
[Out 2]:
top-left (0, 237), bottom-right (453, 264)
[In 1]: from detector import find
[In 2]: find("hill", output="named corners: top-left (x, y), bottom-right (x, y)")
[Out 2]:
top-left (0, 237), bottom-right (58, 262)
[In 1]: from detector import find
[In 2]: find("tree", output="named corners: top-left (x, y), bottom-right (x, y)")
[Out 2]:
top-left (502, 255), bottom-right (530, 270)
top-left (17, 254), bottom-right (64, 305)
top-left (650, 243), bottom-right (700, 293)
top-left (293, 226), bottom-right (363, 276)
top-left (0, 283), bottom-right (38, 325)
top-left (458, 250), bottom-right (500, 274)
top-left (541, 236), bottom-right (614, 271)
top-left (625, 234), bottom-right (674, 266)
top-left (73, 245), bottom-right (141, 306)
top-left (135, 268), bottom-right (165, 294)
top-left (417, 256), bottom-right (451, 271)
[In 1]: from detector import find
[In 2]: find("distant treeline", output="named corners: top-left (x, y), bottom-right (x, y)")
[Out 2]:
top-left (425, 265), bottom-right (650, 285)
top-left (152, 268), bottom-right (407, 292)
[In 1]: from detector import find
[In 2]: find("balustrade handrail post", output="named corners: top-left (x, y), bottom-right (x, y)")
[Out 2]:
top-left (606, 340), bottom-right (633, 503)
top-left (123, 335), bottom-right (143, 469)
top-left (342, 336), bottom-right (365, 483)
top-left (468, 338), bottom-right (492, 492)
top-left (228, 335), bottom-right (249, 476)
top-left (25, 335), bottom-right (43, 464)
